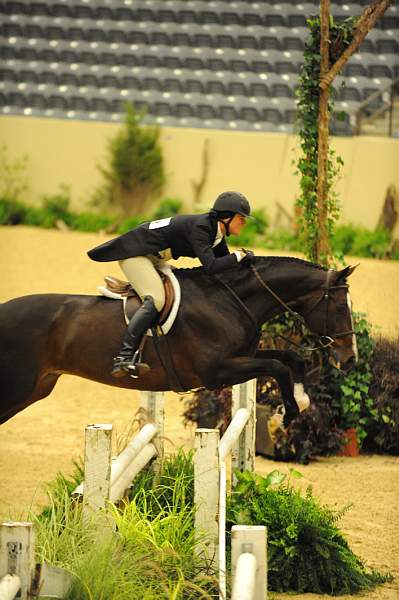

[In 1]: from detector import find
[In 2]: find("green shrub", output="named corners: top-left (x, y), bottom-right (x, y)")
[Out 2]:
top-left (0, 145), bottom-right (30, 203)
top-left (363, 335), bottom-right (399, 454)
top-left (0, 197), bottom-right (27, 224)
top-left (24, 186), bottom-right (72, 229)
top-left (227, 469), bottom-right (391, 594)
top-left (117, 214), bottom-right (148, 234)
top-left (152, 197), bottom-right (183, 219)
top-left (68, 212), bottom-right (114, 232)
top-left (331, 224), bottom-right (392, 259)
top-left (93, 103), bottom-right (165, 216)
top-left (264, 228), bottom-right (303, 252)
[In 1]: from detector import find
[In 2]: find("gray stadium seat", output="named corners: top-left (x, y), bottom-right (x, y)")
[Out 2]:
top-left (197, 103), bottom-right (218, 120)
top-left (262, 107), bottom-right (282, 125)
top-left (186, 79), bottom-right (205, 94)
top-left (229, 80), bottom-right (248, 96)
top-left (205, 79), bottom-right (226, 95)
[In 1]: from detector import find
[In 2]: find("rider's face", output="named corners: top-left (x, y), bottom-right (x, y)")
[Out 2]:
top-left (228, 214), bottom-right (247, 236)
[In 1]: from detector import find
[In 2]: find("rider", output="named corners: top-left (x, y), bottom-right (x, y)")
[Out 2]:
top-left (87, 191), bottom-right (255, 378)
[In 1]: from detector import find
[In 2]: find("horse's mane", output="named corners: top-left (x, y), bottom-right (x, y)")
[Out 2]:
top-left (175, 255), bottom-right (329, 285)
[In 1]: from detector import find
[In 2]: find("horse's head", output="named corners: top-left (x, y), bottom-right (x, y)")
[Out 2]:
top-left (299, 265), bottom-right (358, 371)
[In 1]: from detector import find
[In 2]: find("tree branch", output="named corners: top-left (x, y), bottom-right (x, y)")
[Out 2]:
top-left (320, 0), bottom-right (392, 90)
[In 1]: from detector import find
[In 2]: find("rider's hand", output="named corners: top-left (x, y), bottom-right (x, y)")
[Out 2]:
top-left (240, 249), bottom-right (255, 266)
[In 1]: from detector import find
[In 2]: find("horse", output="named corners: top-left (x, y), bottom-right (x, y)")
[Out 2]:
top-left (0, 256), bottom-right (358, 427)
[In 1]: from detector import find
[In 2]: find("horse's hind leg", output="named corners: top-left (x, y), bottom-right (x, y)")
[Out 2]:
top-left (0, 364), bottom-right (59, 425)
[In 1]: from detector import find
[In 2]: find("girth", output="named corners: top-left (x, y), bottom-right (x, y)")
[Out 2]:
top-left (103, 274), bottom-right (175, 325)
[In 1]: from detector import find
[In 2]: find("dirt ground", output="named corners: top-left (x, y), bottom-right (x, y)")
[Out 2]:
top-left (0, 226), bottom-right (398, 600)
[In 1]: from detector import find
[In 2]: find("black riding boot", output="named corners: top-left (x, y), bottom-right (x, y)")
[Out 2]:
top-left (111, 295), bottom-right (159, 378)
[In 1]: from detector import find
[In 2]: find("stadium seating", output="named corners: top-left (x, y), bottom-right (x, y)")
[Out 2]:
top-left (0, 0), bottom-right (398, 133)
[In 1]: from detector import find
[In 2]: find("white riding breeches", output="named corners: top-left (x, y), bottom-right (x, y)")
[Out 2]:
top-left (118, 255), bottom-right (167, 312)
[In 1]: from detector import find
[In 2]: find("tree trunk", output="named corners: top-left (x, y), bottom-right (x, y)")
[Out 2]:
top-left (316, 0), bottom-right (331, 265)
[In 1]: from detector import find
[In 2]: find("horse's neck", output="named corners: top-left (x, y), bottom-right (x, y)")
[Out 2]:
top-left (246, 260), bottom-right (327, 324)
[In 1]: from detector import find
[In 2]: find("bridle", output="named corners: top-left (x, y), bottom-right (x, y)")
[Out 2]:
top-left (250, 265), bottom-right (355, 351)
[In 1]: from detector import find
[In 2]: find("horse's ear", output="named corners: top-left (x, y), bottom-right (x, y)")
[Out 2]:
top-left (336, 264), bottom-right (359, 282)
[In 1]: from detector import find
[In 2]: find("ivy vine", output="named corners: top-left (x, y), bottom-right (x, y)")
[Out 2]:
top-left (295, 16), bottom-right (357, 266)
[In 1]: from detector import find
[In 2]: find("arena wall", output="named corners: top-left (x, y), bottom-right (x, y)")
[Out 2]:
top-left (1, 115), bottom-right (398, 229)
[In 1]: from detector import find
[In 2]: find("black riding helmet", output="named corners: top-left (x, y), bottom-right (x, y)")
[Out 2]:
top-left (212, 191), bottom-right (251, 218)
top-left (211, 191), bottom-right (252, 236)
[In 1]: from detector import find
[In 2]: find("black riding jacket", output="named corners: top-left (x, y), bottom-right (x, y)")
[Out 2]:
top-left (87, 212), bottom-right (239, 274)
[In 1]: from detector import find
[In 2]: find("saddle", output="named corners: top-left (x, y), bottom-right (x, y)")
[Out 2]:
top-left (103, 273), bottom-right (175, 325)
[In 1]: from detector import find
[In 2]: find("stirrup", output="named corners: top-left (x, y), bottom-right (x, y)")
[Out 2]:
top-left (127, 350), bottom-right (150, 379)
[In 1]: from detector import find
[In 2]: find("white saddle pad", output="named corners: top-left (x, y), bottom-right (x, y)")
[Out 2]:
top-left (97, 265), bottom-right (181, 336)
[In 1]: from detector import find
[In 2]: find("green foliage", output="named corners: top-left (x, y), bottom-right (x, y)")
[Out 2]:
top-left (32, 451), bottom-right (217, 600)
top-left (93, 103), bottom-right (165, 216)
top-left (152, 197), bottom-right (183, 219)
top-left (227, 469), bottom-right (391, 595)
top-left (324, 313), bottom-right (375, 440)
top-left (25, 186), bottom-right (71, 229)
top-left (262, 228), bottom-right (303, 252)
top-left (67, 212), bottom-right (114, 232)
top-left (128, 448), bottom-right (194, 515)
top-left (32, 453), bottom-right (391, 597)
top-left (363, 335), bottom-right (399, 454)
top-left (117, 214), bottom-right (147, 234)
top-left (332, 224), bottom-right (393, 259)
top-left (295, 17), bottom-right (356, 266)
top-left (0, 145), bottom-right (30, 203)
top-left (0, 197), bottom-right (28, 225)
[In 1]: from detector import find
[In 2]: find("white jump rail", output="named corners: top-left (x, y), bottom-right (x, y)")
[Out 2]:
top-left (194, 380), bottom-right (259, 600)
top-left (231, 526), bottom-right (267, 600)
top-left (74, 392), bottom-right (164, 515)
top-left (0, 574), bottom-right (21, 600)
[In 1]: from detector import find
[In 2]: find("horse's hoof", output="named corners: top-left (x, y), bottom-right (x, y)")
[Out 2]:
top-left (267, 411), bottom-right (285, 443)
top-left (294, 383), bottom-right (310, 412)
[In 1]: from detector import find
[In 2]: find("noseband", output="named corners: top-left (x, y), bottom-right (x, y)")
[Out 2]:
top-left (250, 265), bottom-right (355, 349)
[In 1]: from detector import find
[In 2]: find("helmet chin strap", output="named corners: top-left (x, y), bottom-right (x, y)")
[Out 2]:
top-left (220, 216), bottom-right (235, 236)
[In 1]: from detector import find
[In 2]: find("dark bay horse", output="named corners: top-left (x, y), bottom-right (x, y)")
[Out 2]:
top-left (0, 257), bottom-right (357, 427)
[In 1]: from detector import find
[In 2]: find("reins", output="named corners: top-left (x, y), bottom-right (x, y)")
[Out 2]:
top-left (212, 274), bottom-right (260, 336)
top-left (214, 262), bottom-right (354, 355)
top-left (249, 264), bottom-right (354, 353)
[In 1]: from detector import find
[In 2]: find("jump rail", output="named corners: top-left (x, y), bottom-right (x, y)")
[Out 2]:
top-left (194, 380), bottom-right (267, 600)
top-left (0, 575), bottom-right (21, 600)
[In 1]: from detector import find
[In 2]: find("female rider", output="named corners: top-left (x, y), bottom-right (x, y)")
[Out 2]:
top-left (87, 190), bottom-right (254, 378)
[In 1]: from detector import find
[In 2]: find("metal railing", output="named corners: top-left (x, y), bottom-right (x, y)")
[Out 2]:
top-left (355, 77), bottom-right (399, 137)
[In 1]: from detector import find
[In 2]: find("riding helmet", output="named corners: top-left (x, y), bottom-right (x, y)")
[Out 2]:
top-left (212, 191), bottom-right (251, 218)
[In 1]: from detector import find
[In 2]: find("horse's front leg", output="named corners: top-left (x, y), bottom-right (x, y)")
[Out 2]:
top-left (255, 349), bottom-right (310, 413)
top-left (206, 356), bottom-right (299, 428)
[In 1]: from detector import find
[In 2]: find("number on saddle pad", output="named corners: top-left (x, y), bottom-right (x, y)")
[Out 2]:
top-left (149, 218), bottom-right (171, 230)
